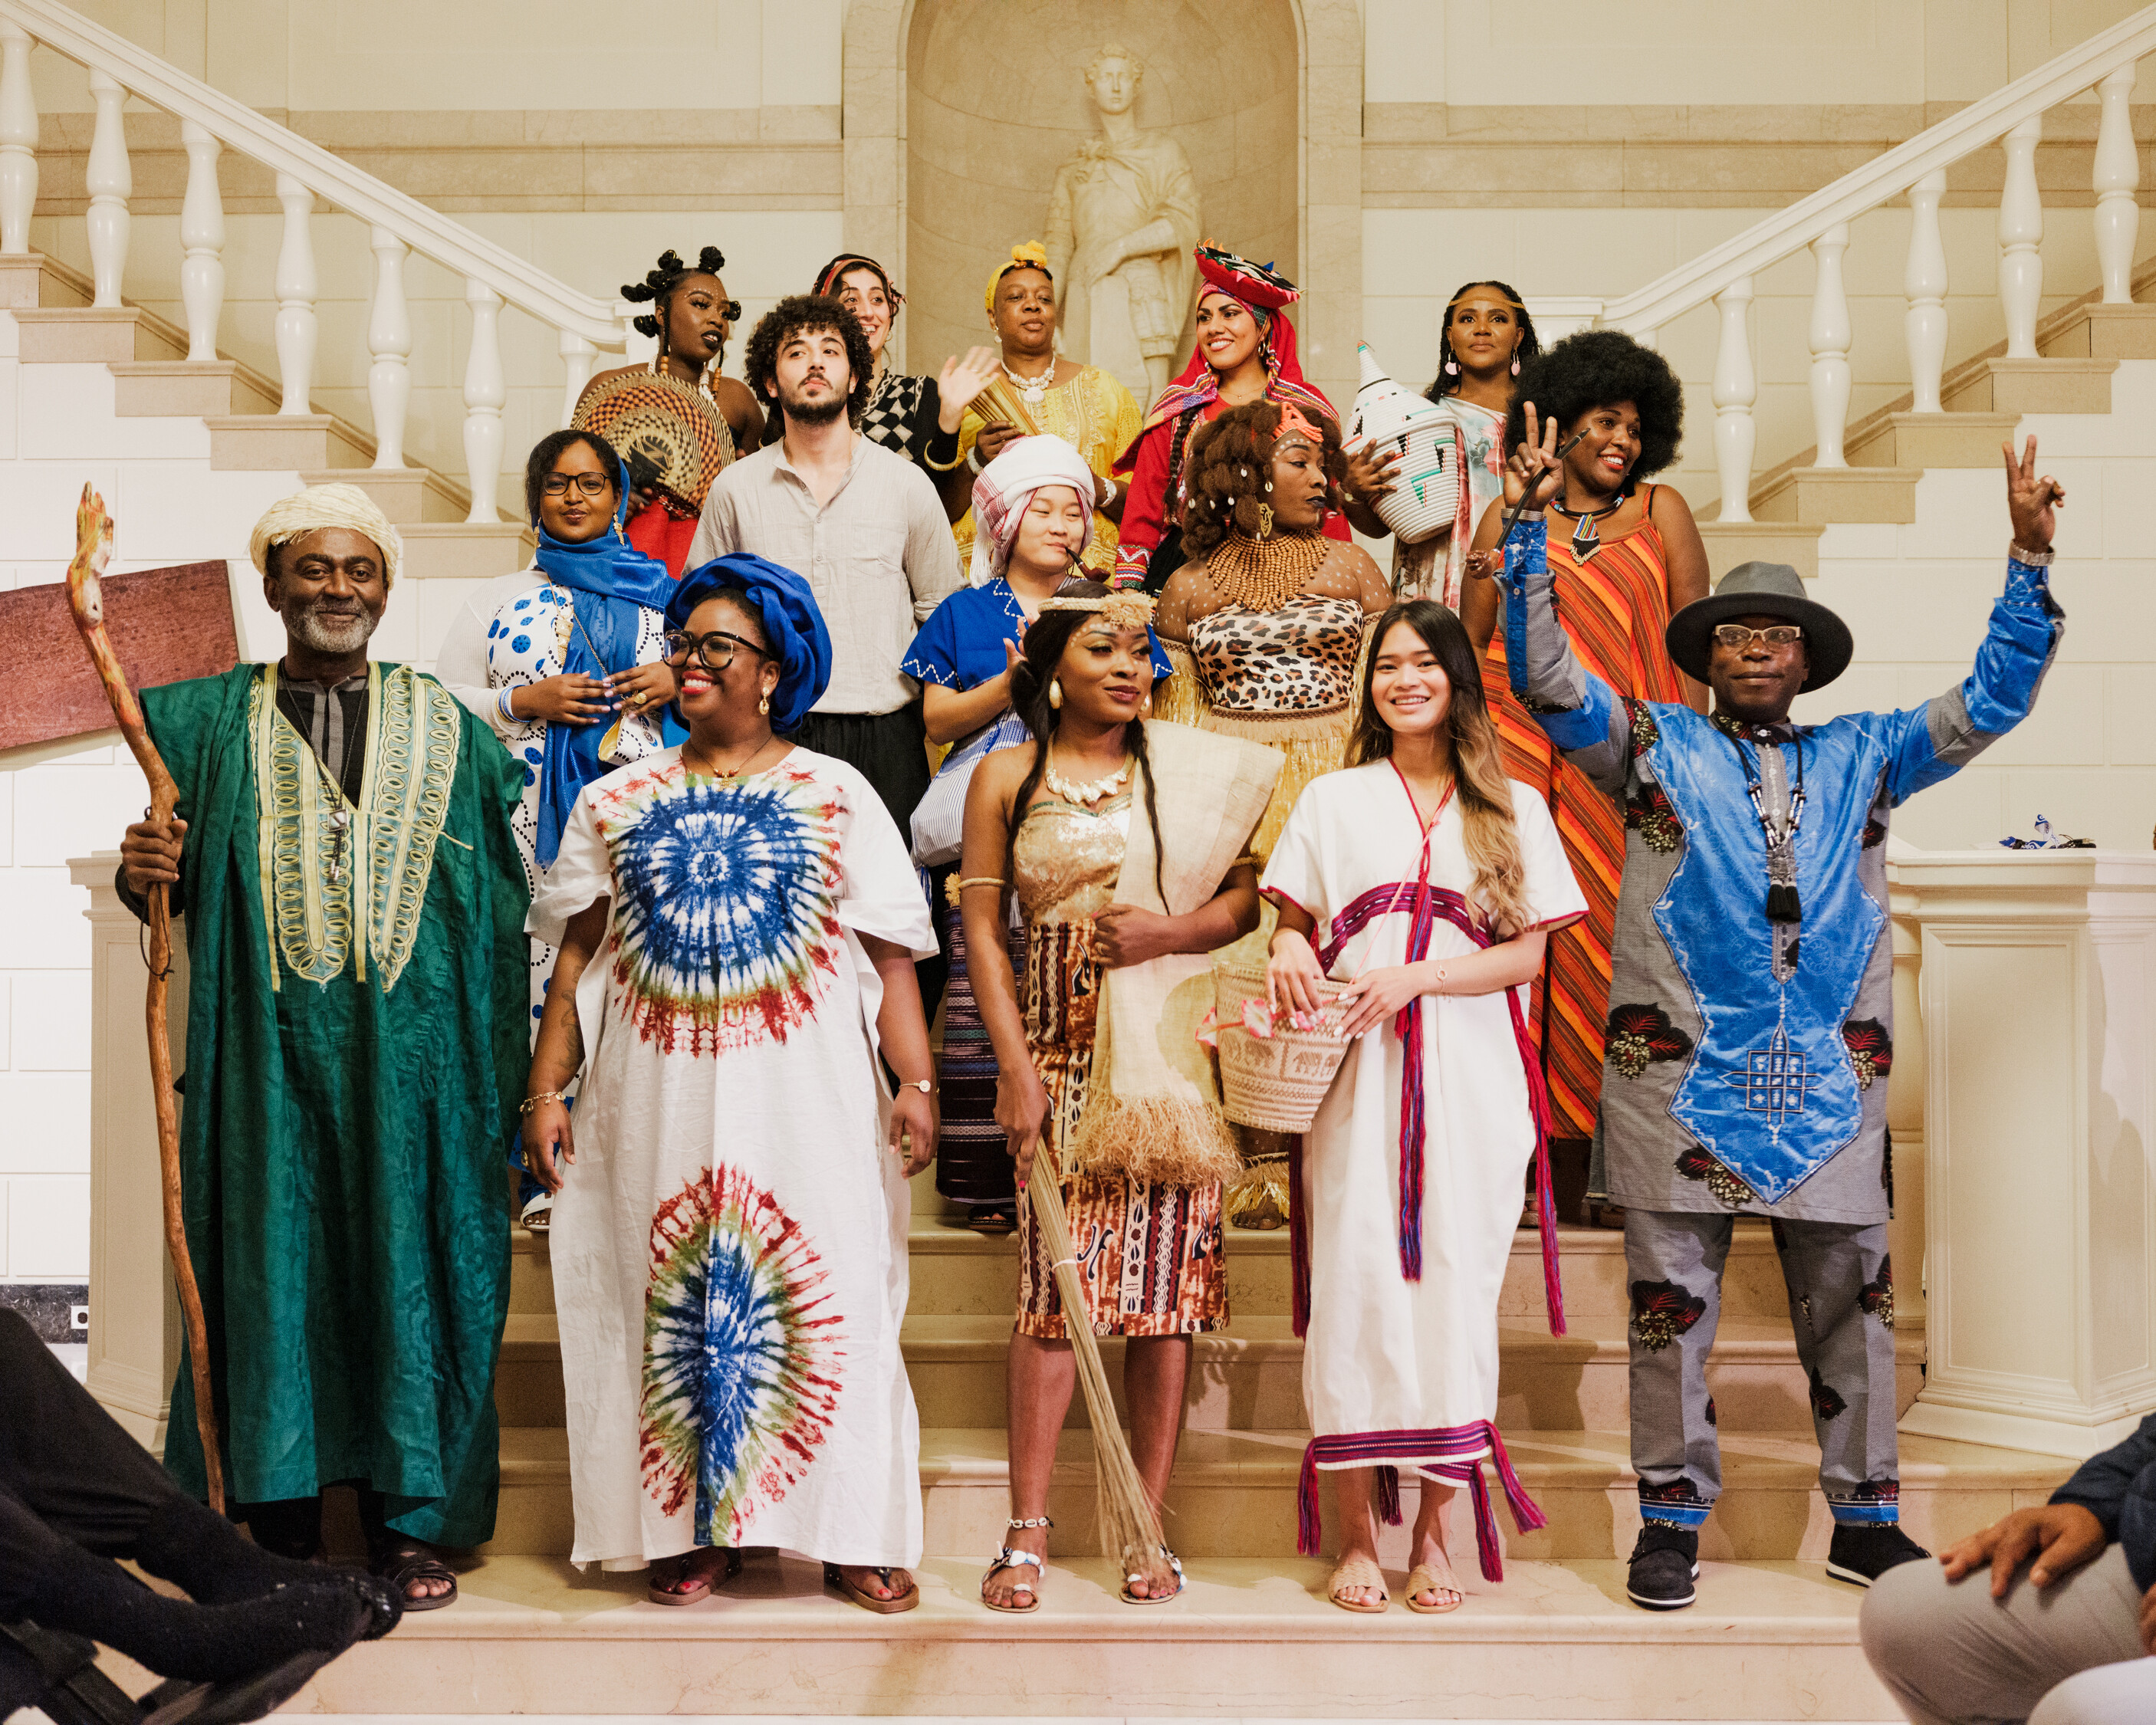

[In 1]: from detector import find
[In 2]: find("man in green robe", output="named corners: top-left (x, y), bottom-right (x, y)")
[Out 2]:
top-left (117, 484), bottom-right (529, 1608)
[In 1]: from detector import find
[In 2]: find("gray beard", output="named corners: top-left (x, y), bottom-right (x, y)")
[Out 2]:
top-left (286, 602), bottom-right (376, 657)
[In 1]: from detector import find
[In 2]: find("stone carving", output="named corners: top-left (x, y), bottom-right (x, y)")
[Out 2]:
top-left (1043, 42), bottom-right (1201, 403)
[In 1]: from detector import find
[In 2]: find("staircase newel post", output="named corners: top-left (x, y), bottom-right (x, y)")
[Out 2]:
top-left (367, 227), bottom-right (411, 469)
top-left (557, 329), bottom-right (595, 431)
top-left (1711, 277), bottom-right (1756, 524)
top-left (271, 172), bottom-right (316, 416)
top-left (176, 121), bottom-right (222, 363)
top-left (1998, 114), bottom-right (2043, 359)
top-left (2093, 64), bottom-right (2138, 306)
top-left (463, 278), bottom-right (505, 523)
top-left (1808, 222), bottom-right (1852, 468)
top-left (1904, 170), bottom-right (1948, 414)
top-left (0, 23), bottom-right (38, 257)
top-left (84, 71), bottom-right (129, 308)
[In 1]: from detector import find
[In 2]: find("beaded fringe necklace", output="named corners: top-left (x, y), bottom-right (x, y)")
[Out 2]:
top-left (1208, 527), bottom-right (1327, 612)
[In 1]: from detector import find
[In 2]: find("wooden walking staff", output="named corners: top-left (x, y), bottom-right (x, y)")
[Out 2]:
top-left (65, 484), bottom-right (225, 1513)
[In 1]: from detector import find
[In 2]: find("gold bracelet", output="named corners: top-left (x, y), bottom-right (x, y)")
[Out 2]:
top-left (923, 436), bottom-right (965, 472)
top-left (956, 876), bottom-right (1005, 889)
top-left (519, 1089), bottom-right (569, 1116)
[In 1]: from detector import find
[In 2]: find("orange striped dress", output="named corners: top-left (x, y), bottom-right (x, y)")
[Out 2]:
top-left (1482, 488), bottom-right (1688, 1142)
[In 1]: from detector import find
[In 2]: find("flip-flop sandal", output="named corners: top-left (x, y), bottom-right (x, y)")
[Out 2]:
top-left (647, 1547), bottom-right (741, 1607)
top-left (1404, 1561), bottom-right (1464, 1614)
top-left (1328, 1554), bottom-right (1389, 1613)
top-left (519, 1191), bottom-right (553, 1234)
top-left (369, 1545), bottom-right (458, 1612)
top-left (980, 1547), bottom-right (1043, 1614)
top-left (1119, 1544), bottom-right (1185, 1605)
top-left (823, 1563), bottom-right (919, 1615)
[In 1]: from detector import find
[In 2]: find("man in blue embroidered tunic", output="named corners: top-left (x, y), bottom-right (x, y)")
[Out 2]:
top-left (1494, 428), bottom-right (2066, 1611)
top-left (115, 485), bottom-right (530, 1609)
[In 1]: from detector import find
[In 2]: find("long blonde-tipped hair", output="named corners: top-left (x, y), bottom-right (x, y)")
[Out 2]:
top-left (1346, 600), bottom-right (1531, 938)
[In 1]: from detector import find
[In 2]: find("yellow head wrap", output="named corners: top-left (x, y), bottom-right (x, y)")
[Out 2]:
top-left (985, 242), bottom-right (1052, 315)
top-left (248, 483), bottom-right (404, 588)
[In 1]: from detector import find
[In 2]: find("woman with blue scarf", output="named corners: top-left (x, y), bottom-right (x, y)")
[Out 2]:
top-left (437, 428), bottom-right (684, 1230)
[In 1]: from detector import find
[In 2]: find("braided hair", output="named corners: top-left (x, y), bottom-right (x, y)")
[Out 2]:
top-left (1177, 400), bottom-right (1347, 559)
top-left (1424, 278), bottom-right (1540, 402)
top-left (623, 245), bottom-right (728, 351)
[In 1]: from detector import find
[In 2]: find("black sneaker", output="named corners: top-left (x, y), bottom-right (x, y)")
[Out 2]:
top-left (1626, 1521), bottom-right (1700, 1610)
top-left (1826, 1522), bottom-right (1930, 1587)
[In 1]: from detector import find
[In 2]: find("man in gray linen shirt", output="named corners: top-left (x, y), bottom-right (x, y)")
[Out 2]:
top-left (688, 291), bottom-right (961, 833)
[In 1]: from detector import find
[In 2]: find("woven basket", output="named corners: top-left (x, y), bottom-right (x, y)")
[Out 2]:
top-left (1213, 961), bottom-right (1354, 1134)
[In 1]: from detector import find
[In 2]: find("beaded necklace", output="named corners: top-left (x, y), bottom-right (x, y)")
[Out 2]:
top-left (1206, 528), bottom-right (1327, 612)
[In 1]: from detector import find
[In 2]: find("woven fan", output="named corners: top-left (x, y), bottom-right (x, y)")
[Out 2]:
top-left (573, 371), bottom-right (731, 511)
top-left (973, 376), bottom-right (1041, 438)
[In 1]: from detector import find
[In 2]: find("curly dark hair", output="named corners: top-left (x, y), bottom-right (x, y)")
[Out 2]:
top-left (523, 428), bottom-right (620, 527)
top-left (621, 245), bottom-right (727, 341)
top-left (741, 294), bottom-right (875, 429)
top-left (1425, 278), bottom-right (1540, 402)
top-left (1504, 328), bottom-right (1684, 484)
top-left (1177, 400), bottom-right (1347, 559)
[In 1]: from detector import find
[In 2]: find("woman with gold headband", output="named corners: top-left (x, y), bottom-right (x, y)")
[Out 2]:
top-left (952, 245), bottom-right (1143, 578)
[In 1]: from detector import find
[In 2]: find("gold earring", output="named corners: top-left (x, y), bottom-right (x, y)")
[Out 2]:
top-left (1049, 678), bottom-right (1063, 709)
top-left (759, 692), bottom-right (771, 715)
top-left (1256, 502), bottom-right (1274, 538)
top-left (1140, 692), bottom-right (1152, 716)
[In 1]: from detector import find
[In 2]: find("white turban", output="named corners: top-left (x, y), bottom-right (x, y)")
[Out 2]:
top-left (968, 435), bottom-right (1099, 587)
top-left (248, 483), bottom-right (404, 587)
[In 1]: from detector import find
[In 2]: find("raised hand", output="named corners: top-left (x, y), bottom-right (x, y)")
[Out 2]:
top-left (938, 346), bottom-right (1003, 432)
top-left (2004, 434), bottom-right (2064, 552)
top-left (1503, 401), bottom-right (1564, 512)
top-left (1342, 439), bottom-right (1405, 505)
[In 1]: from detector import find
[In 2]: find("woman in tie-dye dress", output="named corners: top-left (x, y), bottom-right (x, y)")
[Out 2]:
top-left (522, 555), bottom-right (939, 1614)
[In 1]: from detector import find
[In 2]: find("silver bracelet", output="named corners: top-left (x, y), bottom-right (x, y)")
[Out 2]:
top-left (967, 445), bottom-right (986, 476)
top-left (2009, 540), bottom-right (2055, 567)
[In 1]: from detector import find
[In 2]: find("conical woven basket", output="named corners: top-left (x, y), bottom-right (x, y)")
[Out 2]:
top-left (1213, 962), bottom-right (1354, 1134)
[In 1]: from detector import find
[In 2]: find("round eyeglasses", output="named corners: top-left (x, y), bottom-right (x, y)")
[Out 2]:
top-left (1712, 623), bottom-right (1803, 650)
top-left (662, 628), bottom-right (773, 672)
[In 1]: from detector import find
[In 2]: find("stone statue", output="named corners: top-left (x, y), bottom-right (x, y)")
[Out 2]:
top-left (1043, 43), bottom-right (1201, 404)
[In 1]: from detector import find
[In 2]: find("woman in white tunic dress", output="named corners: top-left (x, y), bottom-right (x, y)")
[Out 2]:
top-left (1264, 599), bottom-right (1585, 1613)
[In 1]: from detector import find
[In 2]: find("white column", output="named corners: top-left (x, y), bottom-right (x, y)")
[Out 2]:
top-left (271, 172), bottom-right (316, 416)
top-left (176, 120), bottom-right (222, 363)
top-left (2093, 65), bottom-right (2139, 306)
top-left (1905, 169), bottom-right (1949, 414)
top-left (1808, 222), bottom-right (1852, 468)
top-left (1711, 278), bottom-right (1756, 523)
top-left (558, 329), bottom-right (596, 430)
top-left (463, 277), bottom-right (505, 523)
top-left (367, 226), bottom-right (411, 470)
top-left (0, 23), bottom-right (38, 257)
top-left (1894, 852), bottom-right (2156, 1457)
top-left (84, 71), bottom-right (130, 309)
top-left (1999, 114), bottom-right (2044, 360)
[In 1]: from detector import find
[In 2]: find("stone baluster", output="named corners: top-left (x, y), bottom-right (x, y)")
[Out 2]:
top-left (176, 122), bottom-right (222, 363)
top-left (1711, 277), bottom-right (1756, 523)
top-left (1809, 222), bottom-right (1852, 468)
top-left (1999, 115), bottom-right (2043, 359)
top-left (1905, 170), bottom-right (1949, 413)
top-left (463, 278), bottom-right (505, 522)
top-left (84, 71), bottom-right (130, 308)
top-left (0, 23), bottom-right (37, 256)
top-left (367, 227), bottom-right (410, 469)
top-left (558, 330), bottom-right (596, 430)
top-left (2092, 65), bottom-right (2138, 305)
top-left (271, 172), bottom-right (315, 416)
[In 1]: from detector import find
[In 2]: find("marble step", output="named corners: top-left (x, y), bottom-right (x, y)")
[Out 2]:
top-left (481, 1424), bottom-right (2066, 1566)
top-left (274, 1550), bottom-right (1899, 1718)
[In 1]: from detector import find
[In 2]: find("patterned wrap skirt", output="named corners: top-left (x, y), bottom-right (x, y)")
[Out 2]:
top-left (935, 895), bottom-right (1024, 1209)
top-left (1014, 918), bottom-right (1228, 1339)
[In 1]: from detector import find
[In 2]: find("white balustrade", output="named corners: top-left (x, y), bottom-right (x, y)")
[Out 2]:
top-left (2093, 65), bottom-right (2138, 305)
top-left (1904, 170), bottom-right (1949, 414)
top-left (1808, 222), bottom-right (1852, 468)
top-left (1999, 115), bottom-right (2043, 360)
top-left (271, 172), bottom-right (316, 416)
top-left (366, 226), bottom-right (410, 469)
top-left (84, 69), bottom-right (128, 308)
top-left (1711, 276), bottom-right (1756, 523)
top-left (558, 330), bottom-right (596, 431)
top-left (0, 22), bottom-right (36, 255)
top-left (176, 120), bottom-right (222, 363)
top-left (463, 278), bottom-right (505, 523)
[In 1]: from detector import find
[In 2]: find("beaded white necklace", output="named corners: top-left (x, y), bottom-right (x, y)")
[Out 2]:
top-left (1043, 747), bottom-right (1130, 807)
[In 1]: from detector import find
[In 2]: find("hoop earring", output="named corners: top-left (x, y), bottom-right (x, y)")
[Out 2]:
top-left (1049, 678), bottom-right (1063, 710)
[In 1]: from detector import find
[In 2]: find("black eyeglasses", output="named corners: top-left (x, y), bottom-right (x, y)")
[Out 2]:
top-left (541, 472), bottom-right (613, 498)
top-left (662, 628), bottom-right (773, 671)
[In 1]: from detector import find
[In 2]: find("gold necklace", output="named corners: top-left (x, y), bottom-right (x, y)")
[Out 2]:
top-left (1206, 528), bottom-right (1327, 612)
top-left (1043, 745), bottom-right (1132, 808)
top-left (684, 734), bottom-right (774, 779)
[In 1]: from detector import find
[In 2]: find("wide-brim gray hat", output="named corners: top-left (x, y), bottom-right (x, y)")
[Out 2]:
top-left (1665, 560), bottom-right (1853, 692)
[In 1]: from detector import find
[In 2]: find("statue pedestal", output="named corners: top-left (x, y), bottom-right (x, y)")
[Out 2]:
top-left (1892, 849), bottom-right (2156, 1457)
top-left (70, 851), bottom-right (184, 1454)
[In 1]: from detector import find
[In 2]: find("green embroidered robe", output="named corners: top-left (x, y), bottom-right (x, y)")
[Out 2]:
top-left (148, 662), bottom-right (529, 1545)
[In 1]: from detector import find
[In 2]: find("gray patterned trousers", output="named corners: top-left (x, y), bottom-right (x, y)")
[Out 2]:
top-left (1625, 1208), bottom-right (1901, 1526)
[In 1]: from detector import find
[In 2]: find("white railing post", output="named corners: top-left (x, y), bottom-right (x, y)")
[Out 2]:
top-left (84, 70), bottom-right (130, 308)
top-left (1999, 114), bottom-right (2043, 358)
top-left (1809, 222), bottom-right (1852, 468)
top-left (0, 22), bottom-right (38, 256)
top-left (1711, 277), bottom-right (1756, 523)
top-left (2093, 65), bottom-right (2138, 304)
top-left (366, 225), bottom-right (410, 469)
top-left (1905, 169), bottom-right (1949, 413)
top-left (272, 172), bottom-right (316, 416)
top-left (176, 120), bottom-right (222, 363)
top-left (463, 278), bottom-right (505, 523)
top-left (558, 329), bottom-right (596, 430)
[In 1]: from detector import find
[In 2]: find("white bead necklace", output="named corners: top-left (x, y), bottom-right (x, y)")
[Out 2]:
top-left (1002, 356), bottom-right (1056, 411)
top-left (1043, 747), bottom-right (1131, 808)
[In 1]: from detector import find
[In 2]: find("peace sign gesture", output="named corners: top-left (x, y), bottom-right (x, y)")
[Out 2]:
top-left (2003, 434), bottom-right (2063, 554)
top-left (1502, 399), bottom-right (1566, 513)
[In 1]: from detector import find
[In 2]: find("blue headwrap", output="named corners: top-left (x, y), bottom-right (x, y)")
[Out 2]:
top-left (531, 447), bottom-right (685, 868)
top-left (666, 555), bottom-right (833, 736)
